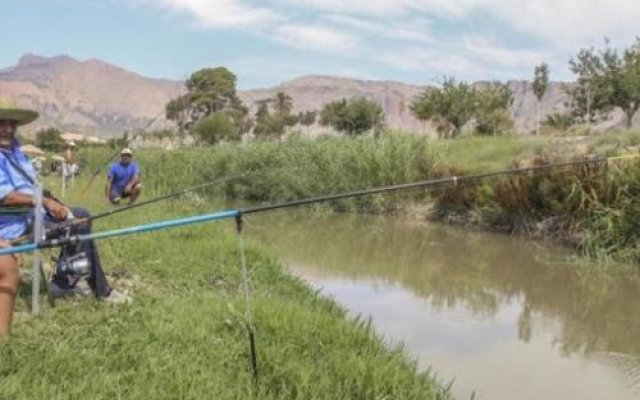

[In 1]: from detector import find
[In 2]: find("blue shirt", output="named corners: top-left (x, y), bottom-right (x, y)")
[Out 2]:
top-left (0, 139), bottom-right (38, 240)
top-left (108, 162), bottom-right (140, 193)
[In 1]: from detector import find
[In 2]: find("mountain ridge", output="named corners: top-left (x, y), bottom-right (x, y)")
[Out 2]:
top-left (0, 53), bottom-right (627, 137)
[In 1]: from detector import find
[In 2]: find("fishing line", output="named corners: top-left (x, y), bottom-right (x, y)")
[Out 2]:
top-left (3, 156), bottom-right (615, 255)
top-left (46, 170), bottom-right (256, 234)
top-left (242, 157), bottom-right (607, 215)
top-left (235, 215), bottom-right (258, 384)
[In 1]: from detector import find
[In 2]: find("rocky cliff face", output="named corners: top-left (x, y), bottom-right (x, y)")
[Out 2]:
top-left (1, 54), bottom-right (632, 137)
top-left (0, 54), bottom-right (181, 136)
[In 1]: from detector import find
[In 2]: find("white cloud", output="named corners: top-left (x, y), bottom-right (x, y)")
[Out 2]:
top-left (378, 37), bottom-right (564, 82)
top-left (459, 37), bottom-right (547, 69)
top-left (283, 0), bottom-right (640, 47)
top-left (136, 0), bottom-right (280, 28)
top-left (127, 0), bottom-right (640, 82)
top-left (278, 0), bottom-right (414, 16)
top-left (273, 24), bottom-right (359, 52)
top-left (325, 14), bottom-right (434, 43)
top-left (465, 0), bottom-right (640, 48)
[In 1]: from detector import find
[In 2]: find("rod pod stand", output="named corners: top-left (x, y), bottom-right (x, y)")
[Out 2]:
top-left (235, 214), bottom-right (258, 385)
top-left (31, 184), bottom-right (43, 314)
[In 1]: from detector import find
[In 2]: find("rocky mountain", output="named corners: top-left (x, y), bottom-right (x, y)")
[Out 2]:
top-left (0, 54), bottom-right (181, 137)
top-left (1, 54), bottom-right (631, 137)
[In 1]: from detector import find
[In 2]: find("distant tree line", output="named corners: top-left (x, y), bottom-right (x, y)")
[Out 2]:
top-left (408, 37), bottom-right (640, 136)
top-left (162, 37), bottom-right (640, 145)
top-left (164, 66), bottom-right (386, 144)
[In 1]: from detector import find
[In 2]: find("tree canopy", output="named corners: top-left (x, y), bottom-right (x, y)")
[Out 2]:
top-left (35, 127), bottom-right (66, 152)
top-left (474, 83), bottom-right (514, 135)
top-left (569, 38), bottom-right (640, 128)
top-left (410, 78), bottom-right (513, 137)
top-left (165, 67), bottom-right (251, 144)
top-left (298, 110), bottom-right (317, 133)
top-left (253, 92), bottom-right (298, 138)
top-left (532, 63), bottom-right (550, 102)
top-left (319, 97), bottom-right (384, 136)
top-left (191, 113), bottom-right (242, 145)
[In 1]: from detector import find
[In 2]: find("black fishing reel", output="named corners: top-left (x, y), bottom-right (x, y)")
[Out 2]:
top-left (51, 224), bottom-right (92, 289)
top-left (55, 252), bottom-right (91, 279)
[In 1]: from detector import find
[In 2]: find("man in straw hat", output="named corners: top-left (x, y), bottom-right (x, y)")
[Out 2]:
top-left (0, 98), bottom-right (122, 337)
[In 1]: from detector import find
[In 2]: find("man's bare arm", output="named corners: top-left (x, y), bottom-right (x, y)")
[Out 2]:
top-left (1, 192), bottom-right (68, 220)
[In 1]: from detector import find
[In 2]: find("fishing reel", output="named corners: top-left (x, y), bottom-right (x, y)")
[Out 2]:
top-left (50, 222), bottom-right (92, 289)
top-left (54, 252), bottom-right (91, 279)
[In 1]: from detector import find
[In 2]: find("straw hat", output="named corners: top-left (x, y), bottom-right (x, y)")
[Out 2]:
top-left (0, 97), bottom-right (39, 126)
top-left (120, 148), bottom-right (133, 156)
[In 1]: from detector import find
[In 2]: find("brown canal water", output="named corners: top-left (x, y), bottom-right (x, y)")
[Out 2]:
top-left (246, 210), bottom-right (640, 400)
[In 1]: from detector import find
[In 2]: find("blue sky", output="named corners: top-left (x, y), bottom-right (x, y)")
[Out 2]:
top-left (2, 0), bottom-right (640, 89)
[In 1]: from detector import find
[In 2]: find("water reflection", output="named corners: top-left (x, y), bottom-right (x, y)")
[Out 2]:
top-left (246, 210), bottom-right (640, 399)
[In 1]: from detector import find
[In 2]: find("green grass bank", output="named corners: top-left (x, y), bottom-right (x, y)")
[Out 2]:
top-left (1, 183), bottom-right (450, 399)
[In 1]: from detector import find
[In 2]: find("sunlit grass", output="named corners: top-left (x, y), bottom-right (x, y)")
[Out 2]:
top-left (1, 174), bottom-right (450, 400)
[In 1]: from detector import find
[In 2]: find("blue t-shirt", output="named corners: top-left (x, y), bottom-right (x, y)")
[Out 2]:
top-left (0, 140), bottom-right (39, 240)
top-left (108, 162), bottom-right (140, 193)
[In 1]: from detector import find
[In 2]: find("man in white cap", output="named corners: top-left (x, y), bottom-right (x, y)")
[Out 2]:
top-left (105, 148), bottom-right (141, 204)
top-left (0, 98), bottom-right (117, 337)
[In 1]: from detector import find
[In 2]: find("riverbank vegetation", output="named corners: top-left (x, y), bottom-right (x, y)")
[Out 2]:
top-left (80, 129), bottom-right (640, 265)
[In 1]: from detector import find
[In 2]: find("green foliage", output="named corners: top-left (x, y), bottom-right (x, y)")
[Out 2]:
top-left (298, 110), bottom-right (317, 126)
top-left (186, 67), bottom-right (238, 114)
top-left (82, 134), bottom-right (436, 213)
top-left (533, 63), bottom-right (550, 135)
top-left (544, 113), bottom-right (575, 130)
top-left (410, 78), bottom-right (476, 138)
top-left (106, 132), bottom-right (129, 150)
top-left (319, 97), bottom-right (384, 136)
top-left (191, 113), bottom-right (242, 145)
top-left (411, 79), bottom-right (513, 137)
top-left (569, 38), bottom-right (640, 128)
top-left (253, 92), bottom-right (298, 139)
top-left (297, 110), bottom-right (317, 133)
top-left (165, 67), bottom-right (251, 140)
top-left (35, 127), bottom-right (66, 152)
top-left (532, 63), bottom-right (550, 102)
top-left (474, 83), bottom-right (514, 135)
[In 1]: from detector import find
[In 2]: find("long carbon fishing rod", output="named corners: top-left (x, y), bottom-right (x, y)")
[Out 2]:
top-left (0, 156), bottom-right (609, 256)
top-left (242, 157), bottom-right (606, 214)
top-left (47, 171), bottom-right (253, 234)
top-left (79, 110), bottom-right (165, 197)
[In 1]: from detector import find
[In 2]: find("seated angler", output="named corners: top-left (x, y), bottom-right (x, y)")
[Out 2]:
top-left (0, 99), bottom-right (123, 337)
top-left (105, 148), bottom-right (141, 205)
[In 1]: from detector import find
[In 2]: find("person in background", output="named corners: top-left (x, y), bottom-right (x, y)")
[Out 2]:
top-left (105, 148), bottom-right (141, 205)
top-left (64, 141), bottom-right (79, 178)
top-left (64, 141), bottom-right (77, 164)
top-left (0, 98), bottom-right (124, 337)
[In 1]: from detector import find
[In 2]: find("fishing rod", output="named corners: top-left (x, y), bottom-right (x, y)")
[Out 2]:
top-left (0, 156), bottom-right (610, 256)
top-left (242, 157), bottom-right (607, 214)
top-left (42, 170), bottom-right (256, 237)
